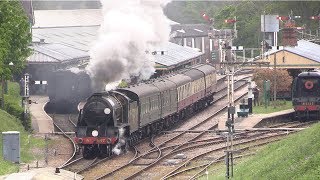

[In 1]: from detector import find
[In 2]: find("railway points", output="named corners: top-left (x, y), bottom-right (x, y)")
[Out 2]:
top-left (77, 73), bottom-right (251, 179)
top-left (3, 1), bottom-right (320, 179)
top-left (23, 70), bottom-right (303, 180)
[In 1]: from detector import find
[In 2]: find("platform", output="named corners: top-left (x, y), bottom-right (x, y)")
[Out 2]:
top-left (29, 96), bottom-right (54, 134)
top-left (0, 167), bottom-right (83, 180)
top-left (218, 108), bottom-right (295, 130)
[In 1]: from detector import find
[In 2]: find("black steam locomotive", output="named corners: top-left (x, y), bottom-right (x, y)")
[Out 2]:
top-left (74, 64), bottom-right (217, 158)
top-left (292, 70), bottom-right (320, 119)
top-left (47, 69), bottom-right (92, 113)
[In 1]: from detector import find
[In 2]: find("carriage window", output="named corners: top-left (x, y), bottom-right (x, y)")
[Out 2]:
top-left (148, 97), bottom-right (151, 112)
top-left (196, 80), bottom-right (199, 92)
top-left (162, 93), bottom-right (165, 106)
top-left (141, 102), bottom-right (145, 115)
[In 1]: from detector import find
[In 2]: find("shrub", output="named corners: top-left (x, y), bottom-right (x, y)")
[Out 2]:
top-left (1, 82), bottom-right (31, 131)
top-left (253, 69), bottom-right (293, 94)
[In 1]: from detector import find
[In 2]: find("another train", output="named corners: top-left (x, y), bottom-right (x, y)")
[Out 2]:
top-left (74, 64), bottom-right (217, 158)
top-left (292, 70), bottom-right (320, 119)
top-left (47, 69), bottom-right (92, 113)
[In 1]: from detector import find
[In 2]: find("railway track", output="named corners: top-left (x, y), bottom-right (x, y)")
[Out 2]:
top-left (44, 105), bottom-right (82, 171)
top-left (53, 73), bottom-right (249, 178)
top-left (77, 74), bottom-right (251, 179)
top-left (43, 69), bottom-right (314, 179)
top-left (50, 116), bottom-right (77, 168)
top-left (161, 121), bottom-right (316, 179)
top-left (50, 113), bottom-right (77, 133)
top-left (50, 114), bottom-right (105, 173)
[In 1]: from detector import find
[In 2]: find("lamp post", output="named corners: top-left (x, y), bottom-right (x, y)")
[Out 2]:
top-left (1, 62), bottom-right (14, 108)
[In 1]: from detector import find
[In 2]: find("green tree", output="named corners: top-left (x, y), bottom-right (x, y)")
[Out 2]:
top-left (213, 1), bottom-right (320, 48)
top-left (167, 1), bottom-right (320, 47)
top-left (165, 1), bottom-right (233, 24)
top-left (0, 1), bottom-right (32, 107)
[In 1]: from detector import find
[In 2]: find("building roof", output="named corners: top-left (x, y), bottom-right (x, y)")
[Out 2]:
top-left (31, 9), bottom-right (200, 67)
top-left (27, 43), bottom-right (89, 64)
top-left (268, 40), bottom-right (320, 63)
top-left (33, 9), bottom-right (103, 27)
top-left (32, 28), bottom-right (202, 67)
top-left (154, 42), bottom-right (203, 67)
top-left (32, 26), bottom-right (99, 51)
top-left (33, 9), bottom-right (179, 28)
top-left (170, 24), bottom-right (210, 38)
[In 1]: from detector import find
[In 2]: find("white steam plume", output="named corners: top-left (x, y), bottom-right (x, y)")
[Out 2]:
top-left (86, 0), bottom-right (171, 91)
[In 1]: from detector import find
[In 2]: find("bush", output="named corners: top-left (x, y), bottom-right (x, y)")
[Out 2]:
top-left (252, 69), bottom-right (293, 95)
top-left (1, 82), bottom-right (31, 131)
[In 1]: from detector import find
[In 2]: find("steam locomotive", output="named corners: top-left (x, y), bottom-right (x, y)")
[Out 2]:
top-left (74, 64), bottom-right (217, 158)
top-left (47, 69), bottom-right (92, 113)
top-left (292, 70), bottom-right (320, 119)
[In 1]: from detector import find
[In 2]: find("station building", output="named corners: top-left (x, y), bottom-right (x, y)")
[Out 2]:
top-left (26, 42), bottom-right (89, 94)
top-left (257, 40), bottom-right (320, 75)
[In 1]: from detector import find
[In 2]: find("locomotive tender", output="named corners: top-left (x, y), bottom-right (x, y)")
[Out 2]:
top-left (75, 64), bottom-right (217, 158)
top-left (292, 70), bottom-right (320, 119)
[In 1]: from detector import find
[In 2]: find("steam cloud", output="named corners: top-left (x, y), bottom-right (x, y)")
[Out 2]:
top-left (86, 0), bottom-right (171, 91)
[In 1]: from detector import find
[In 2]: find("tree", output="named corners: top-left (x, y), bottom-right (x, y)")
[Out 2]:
top-left (213, 1), bottom-right (320, 48)
top-left (164, 1), bottom-right (233, 24)
top-left (252, 69), bottom-right (293, 96)
top-left (0, 1), bottom-right (32, 107)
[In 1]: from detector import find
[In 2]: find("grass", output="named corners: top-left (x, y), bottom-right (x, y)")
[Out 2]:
top-left (253, 100), bottom-right (293, 114)
top-left (0, 81), bottom-right (45, 175)
top-left (5, 81), bottom-right (22, 103)
top-left (0, 109), bottom-right (45, 175)
top-left (204, 122), bottom-right (320, 179)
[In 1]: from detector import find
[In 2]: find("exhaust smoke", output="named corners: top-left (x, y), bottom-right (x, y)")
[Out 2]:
top-left (86, 0), bottom-right (171, 91)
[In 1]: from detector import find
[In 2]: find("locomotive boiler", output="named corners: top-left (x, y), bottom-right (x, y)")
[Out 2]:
top-left (75, 64), bottom-right (217, 158)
